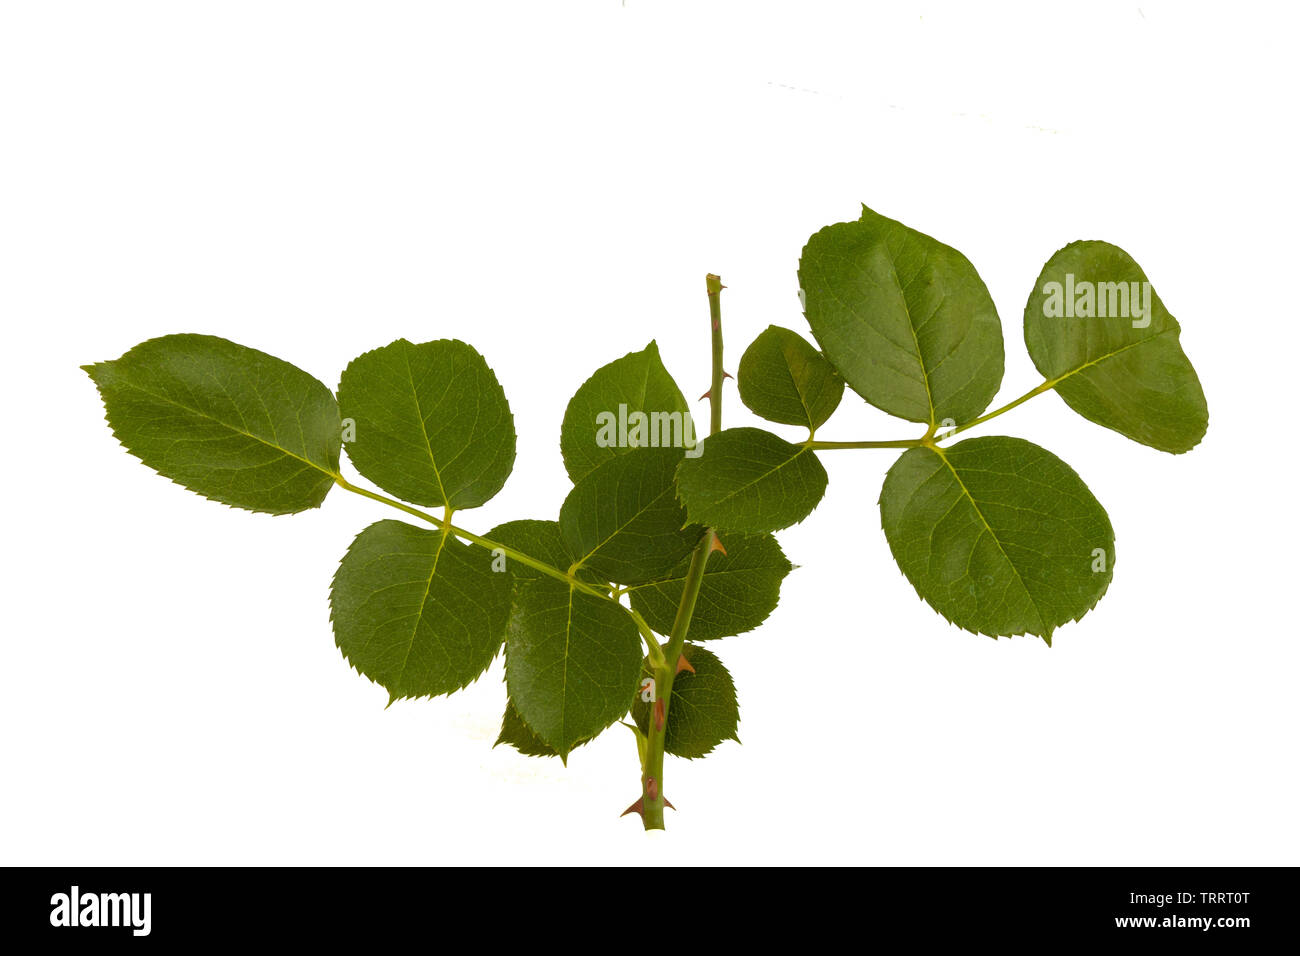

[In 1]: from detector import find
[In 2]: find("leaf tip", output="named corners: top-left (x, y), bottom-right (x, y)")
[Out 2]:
top-left (81, 359), bottom-right (113, 386)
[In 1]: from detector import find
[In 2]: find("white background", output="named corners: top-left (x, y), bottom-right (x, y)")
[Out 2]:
top-left (2, 1), bottom-right (1296, 865)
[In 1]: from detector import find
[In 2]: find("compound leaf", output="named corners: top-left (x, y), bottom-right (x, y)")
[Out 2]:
top-left (83, 334), bottom-right (341, 514)
top-left (330, 519), bottom-right (510, 702)
top-left (675, 427), bottom-right (828, 533)
top-left (879, 436), bottom-right (1114, 642)
top-left (628, 531), bottom-right (792, 640)
top-left (1024, 241), bottom-right (1208, 453)
top-left (505, 577), bottom-right (642, 760)
top-left (737, 325), bottom-right (844, 431)
top-left (798, 205), bottom-right (1004, 426)
top-left (560, 342), bottom-right (694, 484)
top-left (337, 338), bottom-right (515, 509)
top-left (560, 447), bottom-right (702, 585)
top-left (633, 644), bottom-right (740, 759)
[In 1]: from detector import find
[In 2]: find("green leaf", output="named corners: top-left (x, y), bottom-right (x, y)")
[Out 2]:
top-left (505, 577), bottom-right (643, 760)
top-left (494, 698), bottom-right (598, 758)
top-left (560, 447), bottom-right (703, 585)
top-left (633, 644), bottom-right (740, 759)
top-left (337, 338), bottom-right (515, 509)
top-left (879, 436), bottom-right (1114, 642)
top-left (488, 520), bottom-right (609, 758)
top-left (628, 532), bottom-right (793, 640)
top-left (737, 325), bottom-right (844, 431)
top-left (560, 342), bottom-right (694, 484)
top-left (675, 427), bottom-right (828, 533)
top-left (798, 205), bottom-right (1005, 426)
top-left (83, 334), bottom-right (341, 515)
top-left (330, 519), bottom-right (510, 702)
top-left (1023, 241), bottom-right (1208, 454)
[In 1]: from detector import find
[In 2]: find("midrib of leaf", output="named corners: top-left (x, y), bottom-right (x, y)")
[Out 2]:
top-left (778, 344), bottom-right (815, 429)
top-left (887, 244), bottom-right (937, 427)
top-left (705, 443), bottom-right (814, 511)
top-left (930, 445), bottom-right (1045, 634)
top-left (393, 527), bottom-right (450, 690)
top-left (624, 564), bottom-right (768, 594)
top-left (573, 484), bottom-right (678, 571)
top-left (635, 353), bottom-right (653, 410)
top-left (403, 347), bottom-right (450, 507)
top-left (112, 379), bottom-right (338, 478)
top-left (1040, 328), bottom-right (1176, 392)
top-left (894, 273), bottom-right (935, 429)
top-left (941, 329), bottom-right (1181, 441)
top-left (560, 583), bottom-right (575, 755)
top-left (811, 250), bottom-right (936, 424)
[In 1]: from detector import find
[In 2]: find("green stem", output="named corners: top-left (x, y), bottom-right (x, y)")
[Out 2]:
top-left (807, 438), bottom-right (926, 450)
top-left (333, 474), bottom-right (610, 601)
top-left (935, 380), bottom-right (1056, 442)
top-left (639, 274), bottom-right (726, 831)
top-left (806, 381), bottom-right (1059, 451)
top-left (633, 609), bottom-right (668, 669)
top-left (707, 273), bottom-right (725, 436)
top-left (640, 531), bottom-right (714, 830)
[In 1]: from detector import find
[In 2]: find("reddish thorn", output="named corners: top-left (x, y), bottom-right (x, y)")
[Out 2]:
top-left (709, 534), bottom-right (727, 557)
top-left (676, 654), bottom-right (695, 675)
top-left (698, 389), bottom-right (711, 401)
top-left (621, 796), bottom-right (645, 818)
top-left (664, 796), bottom-right (676, 811)
top-left (722, 370), bottom-right (734, 380)
top-left (653, 698), bottom-right (666, 731)
top-left (647, 777), bottom-right (659, 801)
top-left (711, 318), bottom-right (720, 330)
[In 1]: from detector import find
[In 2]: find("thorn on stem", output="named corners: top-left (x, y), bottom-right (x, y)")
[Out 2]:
top-left (622, 787), bottom-right (674, 818)
top-left (653, 698), bottom-right (666, 731)
top-left (676, 654), bottom-right (695, 675)
top-left (698, 389), bottom-right (711, 401)
top-left (709, 534), bottom-right (727, 556)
